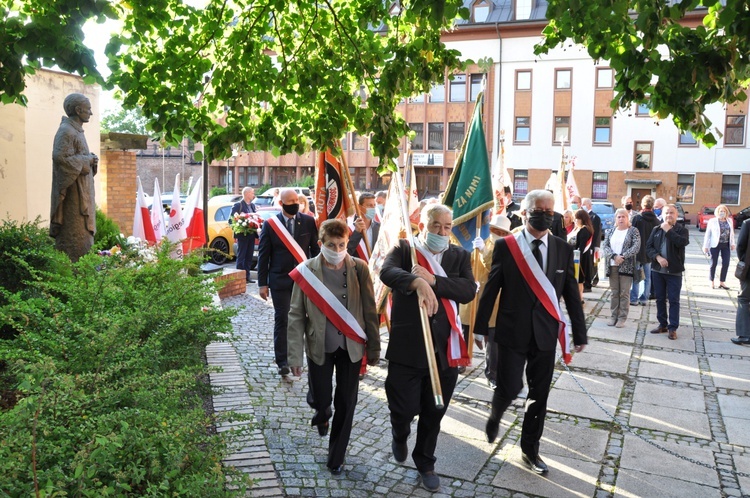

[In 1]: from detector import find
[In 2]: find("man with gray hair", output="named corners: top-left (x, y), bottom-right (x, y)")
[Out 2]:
top-left (230, 187), bottom-right (258, 282)
top-left (50, 93), bottom-right (98, 262)
top-left (380, 203), bottom-right (475, 492)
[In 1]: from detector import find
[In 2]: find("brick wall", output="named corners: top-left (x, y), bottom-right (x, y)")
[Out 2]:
top-left (100, 150), bottom-right (137, 237)
top-left (216, 269), bottom-right (247, 299)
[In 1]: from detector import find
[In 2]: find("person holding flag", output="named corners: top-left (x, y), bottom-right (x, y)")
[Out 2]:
top-left (475, 189), bottom-right (586, 476)
top-left (257, 188), bottom-right (320, 377)
top-left (346, 192), bottom-right (379, 260)
top-left (379, 203), bottom-right (475, 493)
top-left (287, 219), bottom-right (380, 476)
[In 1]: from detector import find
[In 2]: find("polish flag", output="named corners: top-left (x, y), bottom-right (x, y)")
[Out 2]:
top-left (182, 176), bottom-right (206, 254)
top-left (151, 179), bottom-right (166, 241)
top-left (165, 174), bottom-right (187, 258)
top-left (133, 176), bottom-right (156, 244)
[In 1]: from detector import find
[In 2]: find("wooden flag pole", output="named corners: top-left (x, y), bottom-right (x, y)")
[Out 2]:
top-left (467, 211), bottom-right (483, 359)
top-left (337, 140), bottom-right (371, 257)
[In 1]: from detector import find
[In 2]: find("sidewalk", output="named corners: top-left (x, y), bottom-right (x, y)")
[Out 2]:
top-left (216, 226), bottom-right (750, 497)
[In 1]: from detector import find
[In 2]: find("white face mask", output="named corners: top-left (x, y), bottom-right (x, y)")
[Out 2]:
top-left (423, 231), bottom-right (449, 253)
top-left (321, 245), bottom-right (347, 265)
top-left (718, 211), bottom-right (727, 219)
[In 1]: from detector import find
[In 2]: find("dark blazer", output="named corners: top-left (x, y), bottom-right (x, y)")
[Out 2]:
top-left (230, 200), bottom-right (257, 236)
top-left (589, 211), bottom-right (602, 248)
top-left (645, 223), bottom-right (689, 274)
top-left (550, 212), bottom-right (566, 240)
top-left (631, 210), bottom-right (660, 264)
top-left (739, 219), bottom-right (750, 262)
top-left (257, 212), bottom-right (319, 290)
top-left (475, 232), bottom-right (587, 352)
top-left (347, 218), bottom-right (380, 257)
top-left (380, 240), bottom-right (475, 370)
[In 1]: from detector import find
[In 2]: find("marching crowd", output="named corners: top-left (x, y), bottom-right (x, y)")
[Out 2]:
top-left (229, 187), bottom-right (749, 493)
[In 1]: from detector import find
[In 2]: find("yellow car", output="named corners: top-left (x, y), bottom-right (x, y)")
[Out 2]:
top-left (207, 197), bottom-right (239, 265)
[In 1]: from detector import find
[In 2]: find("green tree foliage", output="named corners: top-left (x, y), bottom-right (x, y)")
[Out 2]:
top-left (100, 104), bottom-right (149, 134)
top-left (2, 0), bottom-right (469, 172)
top-left (536, 0), bottom-right (750, 147)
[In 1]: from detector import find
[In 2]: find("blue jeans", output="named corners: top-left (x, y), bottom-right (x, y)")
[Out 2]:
top-left (709, 242), bottom-right (731, 282)
top-left (737, 278), bottom-right (750, 338)
top-left (630, 262), bottom-right (652, 304)
top-left (651, 270), bottom-right (682, 330)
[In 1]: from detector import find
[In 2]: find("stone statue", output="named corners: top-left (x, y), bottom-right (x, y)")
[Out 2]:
top-left (49, 93), bottom-right (98, 262)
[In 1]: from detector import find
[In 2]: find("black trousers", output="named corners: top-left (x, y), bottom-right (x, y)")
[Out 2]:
top-left (385, 362), bottom-right (458, 472)
top-left (235, 234), bottom-right (256, 278)
top-left (269, 287), bottom-right (292, 367)
top-left (491, 337), bottom-right (556, 457)
top-left (307, 348), bottom-right (361, 469)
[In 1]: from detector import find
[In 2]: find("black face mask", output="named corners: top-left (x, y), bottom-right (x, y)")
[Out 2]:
top-left (282, 203), bottom-right (300, 216)
top-left (528, 212), bottom-right (554, 231)
top-left (625, 203), bottom-right (633, 211)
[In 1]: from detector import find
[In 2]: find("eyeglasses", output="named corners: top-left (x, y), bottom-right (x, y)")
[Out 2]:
top-left (528, 209), bottom-right (555, 216)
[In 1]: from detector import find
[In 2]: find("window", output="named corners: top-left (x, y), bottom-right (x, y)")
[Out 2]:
top-left (555, 69), bottom-right (571, 90)
top-left (633, 142), bottom-right (653, 170)
top-left (428, 123), bottom-right (444, 150)
top-left (721, 175), bottom-right (741, 204)
top-left (515, 117), bottom-right (530, 143)
top-left (470, 74), bottom-right (484, 102)
top-left (636, 101), bottom-right (650, 117)
top-left (410, 93), bottom-right (425, 103)
top-left (341, 134), bottom-right (347, 150)
top-left (596, 68), bottom-right (613, 88)
top-left (473, 0), bottom-right (490, 22)
top-left (554, 116), bottom-right (570, 144)
top-left (593, 117), bottom-right (611, 144)
top-left (516, 0), bottom-right (532, 20)
top-left (677, 174), bottom-right (695, 204)
top-left (352, 133), bottom-right (367, 150)
top-left (513, 170), bottom-right (529, 197)
top-left (448, 122), bottom-right (465, 150)
top-left (409, 123), bottom-right (424, 150)
top-left (725, 115), bottom-right (746, 145)
top-left (430, 82), bottom-right (445, 103)
top-left (247, 167), bottom-right (260, 185)
top-left (516, 70), bottom-right (531, 90)
top-left (592, 172), bottom-right (608, 200)
top-left (679, 131), bottom-right (698, 146)
top-left (449, 74), bottom-right (466, 102)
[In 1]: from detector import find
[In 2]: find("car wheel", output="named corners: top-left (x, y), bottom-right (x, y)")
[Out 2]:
top-left (209, 237), bottom-right (230, 265)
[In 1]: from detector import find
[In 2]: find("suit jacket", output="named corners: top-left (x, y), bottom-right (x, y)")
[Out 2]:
top-left (475, 231), bottom-right (587, 352)
top-left (550, 212), bottom-right (566, 240)
top-left (230, 200), bottom-right (258, 239)
top-left (287, 255), bottom-right (381, 367)
top-left (588, 210), bottom-right (602, 248)
top-left (739, 219), bottom-right (750, 262)
top-left (380, 240), bottom-right (475, 370)
top-left (347, 218), bottom-right (380, 257)
top-left (257, 212), bottom-right (320, 290)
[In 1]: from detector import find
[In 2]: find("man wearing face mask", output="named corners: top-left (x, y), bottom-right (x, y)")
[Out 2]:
top-left (258, 189), bottom-right (320, 377)
top-left (379, 203), bottom-right (475, 493)
top-left (622, 195), bottom-right (635, 220)
top-left (347, 192), bottom-right (380, 258)
top-left (653, 198), bottom-right (666, 222)
top-left (475, 189), bottom-right (587, 476)
top-left (504, 186), bottom-right (524, 230)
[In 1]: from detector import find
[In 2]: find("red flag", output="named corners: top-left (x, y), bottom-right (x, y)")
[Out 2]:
top-left (133, 176), bottom-right (157, 244)
top-left (314, 149), bottom-right (355, 226)
top-left (183, 176), bottom-right (206, 254)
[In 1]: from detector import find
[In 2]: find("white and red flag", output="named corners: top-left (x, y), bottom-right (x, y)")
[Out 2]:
top-left (403, 151), bottom-right (420, 229)
top-left (164, 174), bottom-right (187, 258)
top-left (182, 176), bottom-right (206, 254)
top-left (565, 158), bottom-right (580, 202)
top-left (151, 178), bottom-right (166, 242)
top-left (133, 176), bottom-right (156, 244)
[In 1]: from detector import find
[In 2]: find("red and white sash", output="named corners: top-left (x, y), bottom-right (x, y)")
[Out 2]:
top-left (505, 233), bottom-right (573, 364)
top-left (583, 234), bottom-right (593, 254)
top-left (347, 220), bottom-right (369, 262)
top-left (289, 261), bottom-right (367, 344)
top-left (413, 241), bottom-right (470, 367)
top-left (267, 215), bottom-right (306, 264)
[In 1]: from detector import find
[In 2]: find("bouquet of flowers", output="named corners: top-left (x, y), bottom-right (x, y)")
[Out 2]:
top-left (231, 212), bottom-right (263, 236)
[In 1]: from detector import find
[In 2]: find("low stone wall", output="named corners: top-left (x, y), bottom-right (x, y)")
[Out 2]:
top-left (215, 269), bottom-right (246, 298)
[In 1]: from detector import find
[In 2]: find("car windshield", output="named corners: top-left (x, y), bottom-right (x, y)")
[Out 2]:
top-left (592, 203), bottom-right (615, 214)
top-left (257, 209), bottom-right (280, 221)
top-left (703, 207), bottom-right (714, 215)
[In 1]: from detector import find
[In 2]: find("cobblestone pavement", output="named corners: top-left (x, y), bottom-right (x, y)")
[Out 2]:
top-left (219, 227), bottom-right (750, 497)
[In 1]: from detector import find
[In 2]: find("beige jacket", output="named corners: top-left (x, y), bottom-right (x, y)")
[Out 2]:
top-left (288, 255), bottom-right (381, 367)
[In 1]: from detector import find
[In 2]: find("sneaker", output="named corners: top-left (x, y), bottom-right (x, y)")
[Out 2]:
top-left (607, 317), bottom-right (617, 326)
top-left (419, 471), bottom-right (440, 492)
top-left (615, 320), bottom-right (626, 328)
top-left (629, 301), bottom-right (638, 306)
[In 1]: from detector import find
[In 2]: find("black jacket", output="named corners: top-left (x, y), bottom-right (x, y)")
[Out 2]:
top-left (645, 223), bottom-right (689, 274)
top-left (738, 219), bottom-right (750, 262)
top-left (257, 212), bottom-right (320, 290)
top-left (588, 211), bottom-right (602, 248)
top-left (631, 210), bottom-right (660, 264)
top-left (346, 218), bottom-right (380, 257)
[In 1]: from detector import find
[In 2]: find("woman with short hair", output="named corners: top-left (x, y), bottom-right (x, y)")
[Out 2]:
top-left (602, 208), bottom-right (641, 327)
top-left (703, 204), bottom-right (736, 290)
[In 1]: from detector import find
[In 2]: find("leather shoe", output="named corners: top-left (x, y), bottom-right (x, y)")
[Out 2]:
top-left (485, 417), bottom-right (500, 443)
top-left (731, 336), bottom-right (750, 345)
top-left (649, 326), bottom-right (667, 334)
top-left (418, 470), bottom-right (440, 492)
top-left (317, 421), bottom-right (329, 436)
top-left (278, 366), bottom-right (291, 376)
top-left (522, 452), bottom-right (549, 475)
top-left (328, 464), bottom-right (344, 475)
top-left (668, 329), bottom-right (677, 340)
top-left (392, 439), bottom-right (408, 463)
top-left (247, 279), bottom-right (256, 283)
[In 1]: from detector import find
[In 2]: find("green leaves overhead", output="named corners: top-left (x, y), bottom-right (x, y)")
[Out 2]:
top-left (536, 0), bottom-right (750, 147)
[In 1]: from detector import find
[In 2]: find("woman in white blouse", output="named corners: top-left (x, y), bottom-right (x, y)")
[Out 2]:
top-left (602, 209), bottom-right (641, 328)
top-left (703, 204), bottom-right (736, 290)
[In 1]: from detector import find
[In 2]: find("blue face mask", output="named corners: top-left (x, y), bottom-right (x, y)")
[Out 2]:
top-left (570, 203), bottom-right (579, 211)
top-left (424, 232), bottom-right (449, 253)
top-left (365, 207), bottom-right (377, 220)
top-left (654, 208), bottom-right (662, 216)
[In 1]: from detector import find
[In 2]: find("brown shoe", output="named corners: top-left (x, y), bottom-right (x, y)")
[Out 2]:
top-left (649, 326), bottom-right (667, 334)
top-left (668, 329), bottom-right (677, 340)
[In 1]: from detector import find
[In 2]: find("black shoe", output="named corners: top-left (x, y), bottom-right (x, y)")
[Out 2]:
top-left (329, 464), bottom-right (344, 475)
top-left (278, 366), bottom-right (290, 376)
top-left (582, 287), bottom-right (592, 293)
top-left (418, 470), bottom-right (440, 492)
top-left (487, 378), bottom-right (497, 390)
top-left (522, 452), bottom-right (549, 475)
top-left (247, 279), bottom-right (256, 283)
top-left (317, 421), bottom-right (329, 436)
top-left (731, 336), bottom-right (750, 345)
top-left (392, 439), bottom-right (408, 463)
top-left (485, 417), bottom-right (500, 443)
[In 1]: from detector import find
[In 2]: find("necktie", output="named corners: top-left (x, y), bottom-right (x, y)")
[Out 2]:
top-left (287, 217), bottom-right (294, 237)
top-left (531, 239), bottom-right (543, 271)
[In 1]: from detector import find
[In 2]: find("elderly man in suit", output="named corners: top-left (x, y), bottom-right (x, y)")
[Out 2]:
top-left (379, 203), bottom-right (475, 493)
top-left (230, 187), bottom-right (258, 283)
top-left (258, 188), bottom-right (320, 376)
top-left (475, 189), bottom-right (587, 475)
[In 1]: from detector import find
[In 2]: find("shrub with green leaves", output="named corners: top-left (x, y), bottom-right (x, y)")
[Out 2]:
top-left (0, 221), bottom-right (252, 496)
top-left (209, 187), bottom-right (227, 198)
top-left (93, 209), bottom-right (126, 252)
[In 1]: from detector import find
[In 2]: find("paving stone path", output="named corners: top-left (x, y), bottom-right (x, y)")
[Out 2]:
top-left (215, 227), bottom-right (750, 497)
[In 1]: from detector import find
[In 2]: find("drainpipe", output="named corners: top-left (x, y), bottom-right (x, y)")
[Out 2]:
top-left (494, 21), bottom-right (503, 167)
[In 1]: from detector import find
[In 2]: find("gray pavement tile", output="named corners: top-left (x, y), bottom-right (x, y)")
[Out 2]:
top-left (642, 328), bottom-right (696, 352)
top-left (538, 420), bottom-right (610, 462)
top-left (692, 309), bottom-right (738, 329)
top-left (632, 383), bottom-right (706, 412)
top-left (628, 402), bottom-right (711, 439)
top-left (554, 370), bottom-right (625, 399)
top-left (614, 469), bottom-right (721, 498)
top-left (704, 340), bottom-right (750, 356)
top-left (709, 360), bottom-right (750, 389)
top-left (637, 349), bottom-right (701, 384)
top-left (587, 320), bottom-right (637, 342)
top-left (701, 328), bottom-right (736, 343)
top-left (548, 388), bottom-right (619, 422)
top-left (735, 453), bottom-right (750, 497)
top-left (723, 416), bottom-right (750, 447)
top-left (562, 341), bottom-right (633, 374)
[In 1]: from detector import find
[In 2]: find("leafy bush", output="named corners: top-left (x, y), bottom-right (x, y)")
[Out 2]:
top-left (93, 209), bottom-right (126, 252)
top-left (0, 221), bottom-right (252, 496)
top-left (255, 184), bottom-right (271, 195)
top-left (210, 187), bottom-right (227, 197)
top-left (288, 175), bottom-right (314, 188)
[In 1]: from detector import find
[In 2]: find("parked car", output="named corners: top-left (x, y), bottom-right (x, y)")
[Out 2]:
top-left (733, 205), bottom-right (750, 229)
top-left (591, 201), bottom-right (615, 237)
top-left (697, 205), bottom-right (734, 232)
top-left (207, 198), bottom-right (236, 265)
top-left (674, 202), bottom-right (688, 228)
